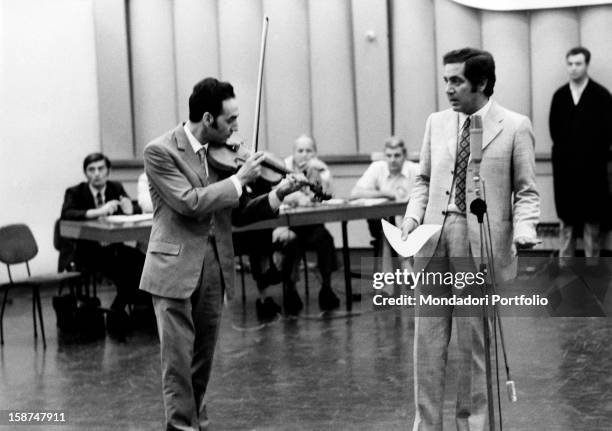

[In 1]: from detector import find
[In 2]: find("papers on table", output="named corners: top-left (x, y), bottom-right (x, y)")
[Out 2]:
top-left (381, 219), bottom-right (441, 257)
top-left (104, 213), bottom-right (153, 224)
top-left (320, 198), bottom-right (346, 205)
top-left (349, 197), bottom-right (390, 206)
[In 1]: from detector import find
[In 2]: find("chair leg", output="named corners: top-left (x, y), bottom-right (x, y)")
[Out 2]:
top-left (35, 288), bottom-right (46, 348)
top-left (303, 253), bottom-right (309, 300)
top-left (0, 289), bottom-right (9, 345)
top-left (32, 290), bottom-right (38, 339)
top-left (238, 255), bottom-right (246, 304)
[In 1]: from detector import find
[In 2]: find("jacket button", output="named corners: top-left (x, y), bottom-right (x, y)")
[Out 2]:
top-left (450, 170), bottom-right (454, 175)
top-left (445, 190), bottom-right (450, 195)
top-left (442, 210), bottom-right (446, 215)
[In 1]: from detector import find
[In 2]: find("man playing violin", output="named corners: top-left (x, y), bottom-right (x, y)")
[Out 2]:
top-left (139, 77), bottom-right (303, 431)
top-left (272, 134), bottom-right (341, 314)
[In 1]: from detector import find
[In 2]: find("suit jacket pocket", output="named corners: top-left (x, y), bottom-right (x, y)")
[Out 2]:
top-left (148, 240), bottom-right (181, 256)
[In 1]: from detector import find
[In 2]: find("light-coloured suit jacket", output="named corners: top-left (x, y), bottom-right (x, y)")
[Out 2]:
top-left (405, 101), bottom-right (540, 281)
top-left (139, 124), bottom-right (276, 300)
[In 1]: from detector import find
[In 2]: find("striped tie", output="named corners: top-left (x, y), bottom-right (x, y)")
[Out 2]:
top-left (454, 117), bottom-right (471, 213)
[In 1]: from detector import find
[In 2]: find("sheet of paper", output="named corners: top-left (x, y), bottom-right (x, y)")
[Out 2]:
top-left (381, 219), bottom-right (441, 257)
top-left (349, 198), bottom-right (389, 206)
top-left (104, 213), bottom-right (153, 224)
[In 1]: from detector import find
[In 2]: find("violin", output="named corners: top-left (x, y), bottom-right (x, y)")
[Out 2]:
top-left (207, 139), bottom-right (331, 201)
top-left (206, 16), bottom-right (331, 202)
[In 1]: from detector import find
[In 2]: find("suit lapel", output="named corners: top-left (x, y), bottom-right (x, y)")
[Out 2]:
top-left (482, 101), bottom-right (503, 151)
top-left (446, 110), bottom-right (459, 160)
top-left (174, 124), bottom-right (208, 186)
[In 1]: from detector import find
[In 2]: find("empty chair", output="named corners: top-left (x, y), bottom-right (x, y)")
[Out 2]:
top-left (0, 223), bottom-right (82, 347)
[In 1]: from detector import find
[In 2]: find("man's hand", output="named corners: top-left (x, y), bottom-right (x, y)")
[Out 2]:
top-left (306, 158), bottom-right (327, 172)
top-left (119, 196), bottom-right (134, 215)
top-left (514, 236), bottom-right (542, 249)
top-left (275, 173), bottom-right (307, 201)
top-left (401, 217), bottom-right (418, 241)
top-left (235, 151), bottom-right (265, 185)
top-left (100, 200), bottom-right (120, 216)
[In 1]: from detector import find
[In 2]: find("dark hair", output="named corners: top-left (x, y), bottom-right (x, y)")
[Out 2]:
top-left (443, 48), bottom-right (496, 97)
top-left (188, 77), bottom-right (235, 123)
top-left (83, 152), bottom-right (111, 172)
top-left (566, 46), bottom-right (591, 65)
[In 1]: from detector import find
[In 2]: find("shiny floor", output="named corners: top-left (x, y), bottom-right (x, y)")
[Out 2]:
top-left (1, 252), bottom-right (612, 430)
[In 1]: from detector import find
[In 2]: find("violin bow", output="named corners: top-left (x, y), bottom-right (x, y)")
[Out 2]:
top-left (251, 16), bottom-right (269, 153)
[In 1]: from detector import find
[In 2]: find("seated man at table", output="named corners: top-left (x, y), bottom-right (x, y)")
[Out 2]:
top-left (61, 152), bottom-right (146, 325)
top-left (234, 179), bottom-right (303, 321)
top-left (350, 136), bottom-right (419, 253)
top-left (274, 134), bottom-right (340, 314)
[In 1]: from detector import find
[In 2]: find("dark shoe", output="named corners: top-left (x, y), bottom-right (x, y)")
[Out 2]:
top-left (283, 288), bottom-right (303, 316)
top-left (106, 309), bottom-right (129, 341)
top-left (319, 287), bottom-right (340, 311)
top-left (256, 297), bottom-right (281, 321)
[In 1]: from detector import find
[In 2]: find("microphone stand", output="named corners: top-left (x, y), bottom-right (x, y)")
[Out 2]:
top-left (468, 116), bottom-right (516, 431)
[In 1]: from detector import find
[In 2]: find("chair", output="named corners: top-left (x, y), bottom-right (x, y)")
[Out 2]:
top-left (0, 223), bottom-right (82, 347)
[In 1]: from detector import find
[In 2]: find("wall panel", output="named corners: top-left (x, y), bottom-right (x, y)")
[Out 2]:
top-left (93, 0), bottom-right (133, 158)
top-left (308, 0), bottom-right (357, 155)
top-left (217, 0), bottom-right (265, 149)
top-left (433, 0), bottom-right (482, 110)
top-left (174, 0), bottom-right (220, 122)
top-left (579, 5), bottom-right (612, 92)
top-left (1, 0), bottom-right (100, 274)
top-left (351, 0), bottom-right (391, 154)
top-left (392, 0), bottom-right (437, 154)
top-left (482, 11), bottom-right (531, 117)
top-left (530, 9), bottom-right (579, 154)
top-left (262, 0), bottom-right (311, 156)
top-left (129, 0), bottom-right (178, 158)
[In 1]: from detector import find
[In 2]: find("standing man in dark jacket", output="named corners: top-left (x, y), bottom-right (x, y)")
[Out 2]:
top-left (550, 46), bottom-right (612, 258)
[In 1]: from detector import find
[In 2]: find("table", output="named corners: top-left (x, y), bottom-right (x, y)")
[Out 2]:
top-left (60, 201), bottom-right (407, 311)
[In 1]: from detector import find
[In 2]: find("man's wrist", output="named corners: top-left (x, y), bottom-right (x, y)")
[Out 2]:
top-left (229, 175), bottom-right (243, 198)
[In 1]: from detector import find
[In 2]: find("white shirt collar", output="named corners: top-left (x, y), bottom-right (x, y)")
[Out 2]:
top-left (458, 98), bottom-right (492, 129)
top-left (184, 122), bottom-right (206, 154)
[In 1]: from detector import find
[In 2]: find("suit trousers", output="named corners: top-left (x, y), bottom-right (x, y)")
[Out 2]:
top-left (412, 213), bottom-right (488, 431)
top-left (152, 237), bottom-right (223, 431)
top-left (559, 221), bottom-right (601, 258)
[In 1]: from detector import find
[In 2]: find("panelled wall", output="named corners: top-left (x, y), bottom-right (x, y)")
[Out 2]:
top-left (96, 0), bottom-right (612, 159)
top-left (3, 0), bottom-right (612, 274)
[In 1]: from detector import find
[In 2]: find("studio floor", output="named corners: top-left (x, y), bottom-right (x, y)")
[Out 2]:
top-left (1, 252), bottom-right (612, 430)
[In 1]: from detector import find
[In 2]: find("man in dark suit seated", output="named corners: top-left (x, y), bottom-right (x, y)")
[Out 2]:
top-left (60, 152), bottom-right (146, 322)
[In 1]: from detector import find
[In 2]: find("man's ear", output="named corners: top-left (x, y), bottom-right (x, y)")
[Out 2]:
top-left (202, 112), bottom-right (214, 127)
top-left (477, 79), bottom-right (488, 94)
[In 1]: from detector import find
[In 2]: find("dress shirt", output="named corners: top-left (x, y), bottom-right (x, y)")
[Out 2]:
top-left (354, 160), bottom-right (419, 202)
top-left (569, 78), bottom-right (589, 105)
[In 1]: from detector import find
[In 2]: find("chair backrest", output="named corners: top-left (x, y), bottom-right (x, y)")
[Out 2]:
top-left (0, 224), bottom-right (38, 265)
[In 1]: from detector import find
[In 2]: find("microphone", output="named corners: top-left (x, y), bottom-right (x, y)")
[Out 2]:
top-left (468, 114), bottom-right (486, 222)
top-left (470, 114), bottom-right (483, 163)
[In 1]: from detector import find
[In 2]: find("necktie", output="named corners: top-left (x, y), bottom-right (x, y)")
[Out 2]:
top-left (197, 146), bottom-right (208, 176)
top-left (454, 117), bottom-right (471, 213)
top-left (95, 191), bottom-right (104, 208)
